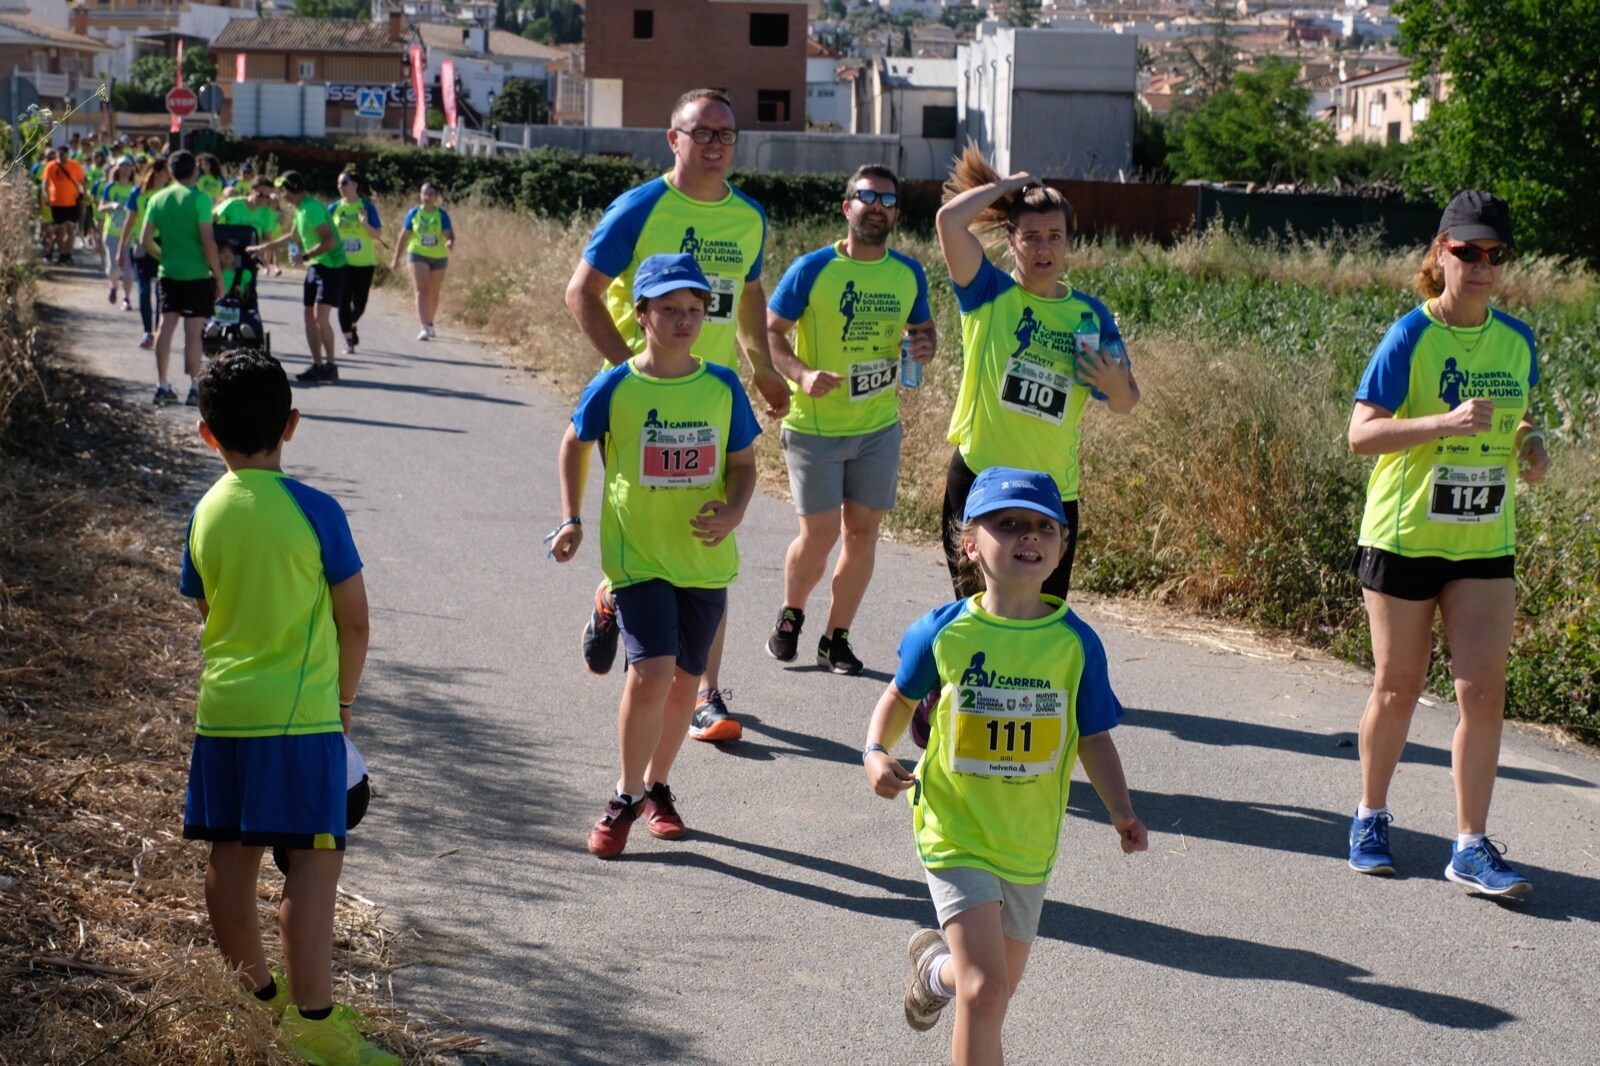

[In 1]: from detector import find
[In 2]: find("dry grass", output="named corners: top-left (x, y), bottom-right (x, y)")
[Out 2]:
top-left (1, 188), bottom-right (476, 1063)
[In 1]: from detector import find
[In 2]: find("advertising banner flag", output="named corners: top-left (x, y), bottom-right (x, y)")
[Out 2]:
top-left (441, 60), bottom-right (458, 130)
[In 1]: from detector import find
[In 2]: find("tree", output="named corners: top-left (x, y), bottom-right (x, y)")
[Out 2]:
top-left (522, 17), bottom-right (554, 43)
top-left (1165, 57), bottom-right (1331, 184)
top-left (491, 77), bottom-right (546, 125)
top-left (115, 46), bottom-right (218, 112)
top-left (1394, 0), bottom-right (1600, 263)
top-left (292, 0), bottom-right (366, 16)
top-left (1005, 0), bottom-right (1040, 29)
top-left (1178, 0), bottom-right (1239, 101)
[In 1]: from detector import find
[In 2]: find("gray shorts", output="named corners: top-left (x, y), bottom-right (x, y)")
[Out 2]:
top-left (926, 865), bottom-right (1049, 943)
top-left (780, 421), bottom-right (902, 515)
top-left (407, 253), bottom-right (449, 271)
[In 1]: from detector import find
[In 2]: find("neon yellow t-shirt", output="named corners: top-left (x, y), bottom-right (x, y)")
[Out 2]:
top-left (947, 259), bottom-right (1125, 500)
top-left (403, 206), bottom-right (451, 259)
top-left (180, 470), bottom-right (363, 737)
top-left (570, 359), bottom-right (763, 590)
top-left (1355, 304), bottom-right (1537, 559)
top-left (330, 198), bottom-right (379, 267)
top-left (894, 596), bottom-right (1123, 883)
top-left (768, 241), bottom-right (933, 437)
top-left (582, 176), bottom-right (767, 371)
top-left (101, 181), bottom-right (136, 239)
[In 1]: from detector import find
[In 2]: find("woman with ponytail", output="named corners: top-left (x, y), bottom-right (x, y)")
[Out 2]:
top-left (935, 146), bottom-right (1140, 602)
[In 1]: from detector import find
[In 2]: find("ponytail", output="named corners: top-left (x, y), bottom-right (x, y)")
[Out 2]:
top-left (941, 142), bottom-right (1074, 255)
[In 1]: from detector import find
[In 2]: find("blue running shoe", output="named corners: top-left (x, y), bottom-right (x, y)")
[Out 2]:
top-left (1348, 811), bottom-right (1395, 875)
top-left (1445, 839), bottom-right (1531, 897)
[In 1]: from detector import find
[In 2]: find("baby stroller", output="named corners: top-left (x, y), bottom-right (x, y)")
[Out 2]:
top-left (204, 224), bottom-right (271, 358)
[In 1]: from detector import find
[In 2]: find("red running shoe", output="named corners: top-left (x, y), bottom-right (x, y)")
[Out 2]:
top-left (642, 782), bottom-right (687, 840)
top-left (586, 795), bottom-right (640, 859)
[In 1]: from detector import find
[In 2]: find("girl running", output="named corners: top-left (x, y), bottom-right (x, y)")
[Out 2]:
top-left (936, 149), bottom-right (1140, 603)
top-left (99, 157), bottom-right (137, 310)
top-left (331, 170), bottom-right (381, 354)
top-left (120, 158), bottom-right (170, 351)
top-left (194, 153), bottom-right (225, 203)
top-left (387, 182), bottom-right (453, 341)
top-left (1344, 191), bottom-right (1552, 897)
top-left (863, 465), bottom-right (1146, 1064)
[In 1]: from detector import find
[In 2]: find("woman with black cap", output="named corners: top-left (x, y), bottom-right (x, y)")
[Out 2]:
top-left (1343, 190), bottom-right (1551, 897)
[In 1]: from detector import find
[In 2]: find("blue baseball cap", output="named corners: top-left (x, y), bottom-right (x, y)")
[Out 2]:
top-left (633, 253), bottom-right (711, 301)
top-left (963, 467), bottom-right (1066, 524)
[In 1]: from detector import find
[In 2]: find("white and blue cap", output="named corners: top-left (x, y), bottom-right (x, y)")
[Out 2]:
top-left (963, 467), bottom-right (1066, 524)
top-left (633, 253), bottom-right (712, 301)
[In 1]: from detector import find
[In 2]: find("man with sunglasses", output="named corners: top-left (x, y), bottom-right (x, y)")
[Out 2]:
top-left (763, 165), bottom-right (936, 675)
top-left (565, 87), bottom-right (791, 744)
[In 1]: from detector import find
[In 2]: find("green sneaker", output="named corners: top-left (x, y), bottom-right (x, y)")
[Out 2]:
top-left (280, 1005), bottom-right (396, 1065)
top-left (257, 971), bottom-right (371, 1032)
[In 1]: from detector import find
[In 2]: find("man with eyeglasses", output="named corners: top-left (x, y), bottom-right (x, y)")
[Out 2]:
top-left (565, 87), bottom-right (791, 745)
top-left (761, 165), bottom-right (936, 675)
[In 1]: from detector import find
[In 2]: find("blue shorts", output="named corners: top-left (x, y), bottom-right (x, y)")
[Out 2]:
top-left (611, 580), bottom-right (728, 676)
top-left (183, 732), bottom-right (346, 850)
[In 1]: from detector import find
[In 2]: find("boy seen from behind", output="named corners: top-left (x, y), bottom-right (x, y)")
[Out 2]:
top-left (180, 350), bottom-right (396, 1066)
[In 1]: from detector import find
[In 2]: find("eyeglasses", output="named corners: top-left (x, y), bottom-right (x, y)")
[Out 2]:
top-left (849, 189), bottom-right (899, 208)
top-left (1445, 241), bottom-right (1513, 266)
top-left (674, 127), bottom-right (739, 146)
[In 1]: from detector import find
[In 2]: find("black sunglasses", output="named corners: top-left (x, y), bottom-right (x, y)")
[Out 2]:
top-left (849, 189), bottom-right (899, 208)
top-left (1445, 241), bottom-right (1513, 266)
top-left (675, 127), bottom-right (738, 146)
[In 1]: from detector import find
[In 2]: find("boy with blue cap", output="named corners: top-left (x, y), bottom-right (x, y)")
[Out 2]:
top-left (861, 466), bottom-right (1147, 1061)
top-left (547, 254), bottom-right (763, 858)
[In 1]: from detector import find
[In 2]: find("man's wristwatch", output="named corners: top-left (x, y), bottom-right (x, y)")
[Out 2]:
top-left (862, 743), bottom-right (888, 763)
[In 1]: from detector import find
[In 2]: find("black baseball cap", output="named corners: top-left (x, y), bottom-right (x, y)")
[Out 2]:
top-left (1438, 190), bottom-right (1514, 248)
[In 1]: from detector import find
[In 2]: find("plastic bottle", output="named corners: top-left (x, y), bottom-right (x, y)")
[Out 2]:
top-left (900, 333), bottom-right (922, 388)
top-left (1072, 312), bottom-right (1100, 384)
top-left (1100, 338), bottom-right (1126, 366)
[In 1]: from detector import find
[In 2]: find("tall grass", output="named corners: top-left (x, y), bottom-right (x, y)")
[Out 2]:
top-left (416, 198), bottom-right (1599, 739)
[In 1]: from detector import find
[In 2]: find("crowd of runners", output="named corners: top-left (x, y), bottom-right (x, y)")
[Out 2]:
top-left (30, 91), bottom-right (1556, 1065)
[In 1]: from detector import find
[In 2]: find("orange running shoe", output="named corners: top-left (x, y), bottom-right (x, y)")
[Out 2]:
top-left (689, 688), bottom-right (741, 743)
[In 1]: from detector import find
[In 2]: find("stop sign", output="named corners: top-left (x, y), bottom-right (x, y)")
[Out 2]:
top-left (166, 86), bottom-right (198, 118)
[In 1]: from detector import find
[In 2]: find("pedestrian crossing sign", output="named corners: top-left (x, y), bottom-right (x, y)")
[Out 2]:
top-left (355, 87), bottom-right (386, 119)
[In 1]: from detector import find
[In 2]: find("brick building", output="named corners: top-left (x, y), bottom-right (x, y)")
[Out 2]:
top-left (583, 0), bottom-right (807, 131)
top-left (211, 13), bottom-right (412, 136)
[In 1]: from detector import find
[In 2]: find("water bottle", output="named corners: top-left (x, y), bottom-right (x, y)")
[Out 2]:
top-left (1101, 338), bottom-right (1126, 366)
top-left (900, 333), bottom-right (922, 388)
top-left (1072, 311), bottom-right (1100, 384)
top-left (288, 239), bottom-right (301, 265)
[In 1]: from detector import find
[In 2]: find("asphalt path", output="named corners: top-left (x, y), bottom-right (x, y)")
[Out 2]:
top-left (40, 263), bottom-right (1600, 1065)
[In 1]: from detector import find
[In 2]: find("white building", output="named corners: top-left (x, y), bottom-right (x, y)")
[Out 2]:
top-left (806, 55), bottom-right (852, 131)
top-left (957, 21), bottom-right (1137, 178)
top-left (416, 20), bottom-right (564, 116)
top-left (853, 55), bottom-right (957, 180)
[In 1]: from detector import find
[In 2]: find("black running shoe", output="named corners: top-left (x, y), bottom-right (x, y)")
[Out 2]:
top-left (689, 688), bottom-right (741, 743)
top-left (348, 324), bottom-right (359, 347)
top-left (581, 580), bottom-right (619, 675)
top-left (766, 606), bottom-right (804, 661)
top-left (817, 629), bottom-right (864, 675)
top-left (323, 363), bottom-right (339, 382)
top-left (295, 363), bottom-right (326, 383)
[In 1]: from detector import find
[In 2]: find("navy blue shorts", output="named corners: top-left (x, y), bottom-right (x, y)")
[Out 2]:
top-left (303, 263), bottom-right (348, 308)
top-left (611, 580), bottom-right (728, 676)
top-left (183, 732), bottom-right (346, 850)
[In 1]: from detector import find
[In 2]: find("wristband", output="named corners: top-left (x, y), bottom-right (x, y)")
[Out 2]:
top-left (339, 698), bottom-right (356, 708)
top-left (862, 743), bottom-right (888, 763)
top-left (1519, 429), bottom-right (1546, 447)
top-left (542, 517), bottom-right (581, 559)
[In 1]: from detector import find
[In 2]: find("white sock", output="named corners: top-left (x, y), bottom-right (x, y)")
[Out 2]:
top-left (1457, 833), bottom-right (1486, 850)
top-left (615, 786), bottom-right (637, 806)
top-left (923, 950), bottom-right (955, 1001)
top-left (1357, 805), bottom-right (1388, 820)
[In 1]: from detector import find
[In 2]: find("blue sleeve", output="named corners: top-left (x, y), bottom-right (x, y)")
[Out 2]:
top-left (767, 247), bottom-right (833, 321)
top-left (439, 208), bottom-right (453, 231)
top-left (179, 510), bottom-right (204, 599)
top-left (364, 200), bottom-right (381, 229)
top-left (893, 601), bottom-right (968, 700)
top-left (1065, 613), bottom-right (1124, 736)
top-left (899, 253), bottom-right (932, 323)
top-left (706, 364), bottom-right (762, 452)
top-left (571, 364), bottom-right (630, 442)
top-left (281, 480), bottom-right (363, 586)
top-left (402, 206), bottom-right (418, 231)
top-left (952, 257), bottom-right (1012, 314)
top-left (733, 187), bottom-right (767, 282)
top-left (1355, 308), bottom-right (1428, 411)
top-left (1078, 292), bottom-right (1123, 343)
top-left (582, 180), bottom-right (667, 277)
top-left (1493, 310), bottom-right (1539, 388)
top-left (126, 189), bottom-right (139, 211)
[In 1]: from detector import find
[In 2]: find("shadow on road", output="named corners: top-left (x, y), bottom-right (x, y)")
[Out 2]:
top-left (1121, 706), bottom-right (1595, 789)
top-left (1036, 901), bottom-right (1516, 1029)
top-left (299, 412), bottom-right (466, 434)
top-left (352, 656), bottom-right (700, 1064)
top-left (317, 377), bottom-right (528, 407)
top-left (720, 713), bottom-right (864, 766)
